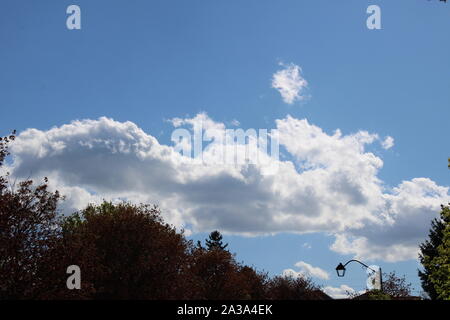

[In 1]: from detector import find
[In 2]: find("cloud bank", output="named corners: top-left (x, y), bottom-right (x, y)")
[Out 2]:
top-left (5, 114), bottom-right (449, 262)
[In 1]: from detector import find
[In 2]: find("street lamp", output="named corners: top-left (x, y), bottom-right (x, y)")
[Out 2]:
top-left (336, 263), bottom-right (346, 277)
top-left (335, 260), bottom-right (383, 291)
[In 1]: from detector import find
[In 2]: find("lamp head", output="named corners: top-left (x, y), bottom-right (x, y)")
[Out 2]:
top-left (336, 263), bottom-right (346, 277)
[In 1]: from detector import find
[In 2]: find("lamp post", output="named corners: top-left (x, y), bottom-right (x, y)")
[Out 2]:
top-left (335, 260), bottom-right (383, 291)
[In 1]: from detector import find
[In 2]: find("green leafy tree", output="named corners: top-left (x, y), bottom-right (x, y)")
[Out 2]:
top-left (205, 230), bottom-right (228, 251)
top-left (427, 205), bottom-right (450, 300)
top-left (419, 204), bottom-right (450, 300)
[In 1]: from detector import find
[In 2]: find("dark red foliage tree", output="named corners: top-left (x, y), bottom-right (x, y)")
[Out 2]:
top-left (0, 131), bottom-right (62, 299)
top-left (49, 202), bottom-right (194, 299)
top-left (265, 275), bottom-right (321, 300)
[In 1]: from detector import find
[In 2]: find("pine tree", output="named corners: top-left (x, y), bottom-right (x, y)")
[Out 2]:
top-left (419, 204), bottom-right (450, 299)
top-left (205, 230), bottom-right (228, 251)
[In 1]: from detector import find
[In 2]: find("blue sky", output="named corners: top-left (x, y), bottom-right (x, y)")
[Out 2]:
top-left (1, 0), bottom-right (449, 297)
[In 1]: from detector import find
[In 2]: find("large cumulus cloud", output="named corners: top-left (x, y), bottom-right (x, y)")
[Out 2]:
top-left (5, 114), bottom-right (449, 262)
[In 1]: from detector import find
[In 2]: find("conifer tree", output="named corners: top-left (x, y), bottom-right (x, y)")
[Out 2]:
top-left (205, 230), bottom-right (228, 251)
top-left (419, 204), bottom-right (450, 299)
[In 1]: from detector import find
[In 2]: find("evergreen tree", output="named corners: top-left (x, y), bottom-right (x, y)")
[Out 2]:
top-left (428, 205), bottom-right (450, 300)
top-left (419, 204), bottom-right (450, 300)
top-left (205, 230), bottom-right (228, 251)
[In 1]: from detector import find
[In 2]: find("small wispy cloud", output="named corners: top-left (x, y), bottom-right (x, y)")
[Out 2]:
top-left (381, 136), bottom-right (394, 150)
top-left (230, 119), bottom-right (240, 127)
top-left (272, 62), bottom-right (308, 104)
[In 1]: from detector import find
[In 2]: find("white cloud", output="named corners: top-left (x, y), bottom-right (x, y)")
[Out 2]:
top-left (6, 114), bottom-right (449, 262)
top-left (381, 136), bottom-right (394, 150)
top-left (272, 63), bottom-right (308, 104)
top-left (282, 261), bottom-right (329, 280)
top-left (323, 285), bottom-right (360, 299)
top-left (331, 178), bottom-right (449, 262)
top-left (302, 242), bottom-right (312, 249)
top-left (230, 119), bottom-right (240, 127)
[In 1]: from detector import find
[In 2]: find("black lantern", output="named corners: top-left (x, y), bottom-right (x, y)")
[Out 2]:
top-left (336, 263), bottom-right (346, 277)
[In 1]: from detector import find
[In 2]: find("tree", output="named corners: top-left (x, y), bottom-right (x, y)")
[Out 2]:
top-left (35, 201), bottom-right (269, 300)
top-left (347, 271), bottom-right (412, 300)
top-left (190, 245), bottom-right (247, 299)
top-left (0, 131), bottom-right (62, 299)
top-left (419, 204), bottom-right (450, 300)
top-left (425, 204), bottom-right (450, 300)
top-left (429, 226), bottom-right (450, 300)
top-left (189, 242), bottom-right (269, 300)
top-left (265, 275), bottom-right (320, 300)
top-left (205, 230), bottom-right (228, 251)
top-left (47, 202), bottom-right (194, 299)
top-left (382, 271), bottom-right (412, 298)
top-left (236, 265), bottom-right (268, 300)
top-left (352, 290), bottom-right (391, 300)
top-left (0, 130), bottom-right (15, 166)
